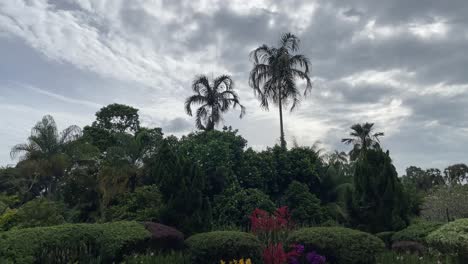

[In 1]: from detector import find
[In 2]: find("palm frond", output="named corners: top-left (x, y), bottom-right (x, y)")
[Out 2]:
top-left (185, 95), bottom-right (207, 116)
top-left (213, 75), bottom-right (233, 91)
top-left (192, 75), bottom-right (211, 94)
top-left (60, 125), bottom-right (82, 144)
top-left (195, 106), bottom-right (208, 130)
top-left (280, 32), bottom-right (299, 52)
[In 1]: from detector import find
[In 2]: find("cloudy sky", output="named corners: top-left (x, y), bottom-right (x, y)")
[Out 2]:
top-left (1, 0), bottom-right (468, 173)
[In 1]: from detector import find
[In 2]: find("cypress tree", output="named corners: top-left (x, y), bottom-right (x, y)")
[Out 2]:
top-left (348, 149), bottom-right (409, 232)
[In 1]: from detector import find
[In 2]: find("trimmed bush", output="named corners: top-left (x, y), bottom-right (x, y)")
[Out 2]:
top-left (186, 231), bottom-right (262, 263)
top-left (427, 218), bottom-right (468, 259)
top-left (375, 231), bottom-right (395, 248)
top-left (392, 221), bottom-right (442, 244)
top-left (286, 227), bottom-right (385, 264)
top-left (0, 221), bottom-right (150, 264)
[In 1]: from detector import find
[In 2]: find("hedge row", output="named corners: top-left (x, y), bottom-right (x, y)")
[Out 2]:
top-left (0, 221), bottom-right (183, 264)
top-left (391, 221), bottom-right (442, 244)
top-left (286, 227), bottom-right (385, 264)
top-left (186, 231), bottom-right (262, 264)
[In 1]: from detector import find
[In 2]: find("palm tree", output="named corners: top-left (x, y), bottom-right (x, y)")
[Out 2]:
top-left (10, 115), bottom-right (81, 196)
top-left (341, 122), bottom-right (384, 160)
top-left (11, 115), bottom-right (81, 161)
top-left (249, 32), bottom-right (312, 148)
top-left (185, 74), bottom-right (245, 131)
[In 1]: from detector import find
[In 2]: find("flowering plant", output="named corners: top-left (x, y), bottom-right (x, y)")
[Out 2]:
top-left (250, 206), bottom-right (293, 246)
top-left (220, 258), bottom-right (253, 264)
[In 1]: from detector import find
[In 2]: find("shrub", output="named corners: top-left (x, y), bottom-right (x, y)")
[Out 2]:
top-left (143, 222), bottom-right (184, 251)
top-left (213, 186), bottom-right (275, 228)
top-left (0, 208), bottom-right (18, 231)
top-left (283, 181), bottom-right (327, 225)
top-left (392, 221), bottom-right (442, 244)
top-left (13, 198), bottom-right (65, 229)
top-left (426, 218), bottom-right (468, 260)
top-left (105, 185), bottom-right (162, 222)
top-left (286, 227), bottom-right (385, 264)
top-left (185, 231), bottom-right (262, 263)
top-left (375, 231), bottom-right (395, 248)
top-left (0, 221), bottom-right (151, 264)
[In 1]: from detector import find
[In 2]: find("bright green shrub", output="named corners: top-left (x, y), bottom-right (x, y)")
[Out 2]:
top-left (0, 221), bottom-right (150, 264)
top-left (375, 231), bottom-right (395, 248)
top-left (13, 198), bottom-right (65, 229)
top-left (0, 208), bottom-right (17, 231)
top-left (426, 218), bottom-right (468, 260)
top-left (185, 231), bottom-right (262, 263)
top-left (105, 185), bottom-right (162, 222)
top-left (286, 227), bottom-right (385, 264)
top-left (392, 221), bottom-right (442, 244)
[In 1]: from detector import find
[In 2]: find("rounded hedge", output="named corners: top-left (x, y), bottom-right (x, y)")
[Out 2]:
top-left (426, 218), bottom-right (468, 259)
top-left (0, 221), bottom-right (152, 264)
top-left (286, 227), bottom-right (385, 264)
top-left (185, 231), bottom-right (262, 263)
top-left (391, 221), bottom-right (442, 244)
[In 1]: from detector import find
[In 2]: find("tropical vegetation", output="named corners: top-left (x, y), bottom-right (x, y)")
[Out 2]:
top-left (0, 32), bottom-right (467, 263)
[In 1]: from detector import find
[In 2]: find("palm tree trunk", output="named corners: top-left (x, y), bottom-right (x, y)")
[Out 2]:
top-left (278, 90), bottom-right (286, 149)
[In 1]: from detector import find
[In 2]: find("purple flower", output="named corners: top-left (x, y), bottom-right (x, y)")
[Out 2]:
top-left (288, 256), bottom-right (299, 264)
top-left (306, 251), bottom-right (326, 264)
top-left (294, 244), bottom-right (305, 254)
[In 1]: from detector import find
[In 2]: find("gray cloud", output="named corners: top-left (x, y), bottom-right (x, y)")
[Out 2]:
top-left (0, 0), bottom-right (467, 173)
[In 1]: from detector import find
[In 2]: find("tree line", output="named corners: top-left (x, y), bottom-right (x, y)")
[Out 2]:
top-left (1, 33), bottom-right (467, 235)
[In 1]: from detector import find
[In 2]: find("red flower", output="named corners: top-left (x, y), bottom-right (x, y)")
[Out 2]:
top-left (263, 243), bottom-right (287, 264)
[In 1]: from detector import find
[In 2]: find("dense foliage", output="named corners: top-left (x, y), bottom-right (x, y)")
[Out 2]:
top-left (286, 227), bottom-right (385, 264)
top-left (426, 218), bottom-right (468, 260)
top-left (0, 101), bottom-right (466, 263)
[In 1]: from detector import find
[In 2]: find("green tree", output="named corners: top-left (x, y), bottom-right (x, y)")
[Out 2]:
top-left (185, 74), bottom-right (245, 131)
top-left (93, 103), bottom-right (140, 134)
top-left (342, 123), bottom-right (384, 161)
top-left (346, 149), bottom-right (410, 232)
top-left (59, 162), bottom-right (100, 222)
top-left (10, 115), bottom-right (81, 197)
top-left (401, 166), bottom-right (445, 192)
top-left (249, 32), bottom-right (312, 148)
top-left (176, 127), bottom-right (247, 197)
top-left (422, 185), bottom-right (468, 222)
top-left (213, 185), bottom-right (275, 228)
top-left (151, 140), bottom-right (212, 234)
top-left (283, 181), bottom-right (327, 225)
top-left (104, 185), bottom-right (162, 222)
top-left (443, 163), bottom-right (468, 186)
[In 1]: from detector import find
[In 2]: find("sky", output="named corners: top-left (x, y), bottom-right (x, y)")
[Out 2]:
top-left (1, 0), bottom-right (468, 174)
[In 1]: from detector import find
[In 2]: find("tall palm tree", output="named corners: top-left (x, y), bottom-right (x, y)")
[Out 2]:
top-left (10, 115), bottom-right (81, 196)
top-left (249, 32), bottom-right (312, 148)
top-left (341, 122), bottom-right (384, 160)
top-left (185, 74), bottom-right (245, 131)
top-left (11, 115), bottom-right (81, 161)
